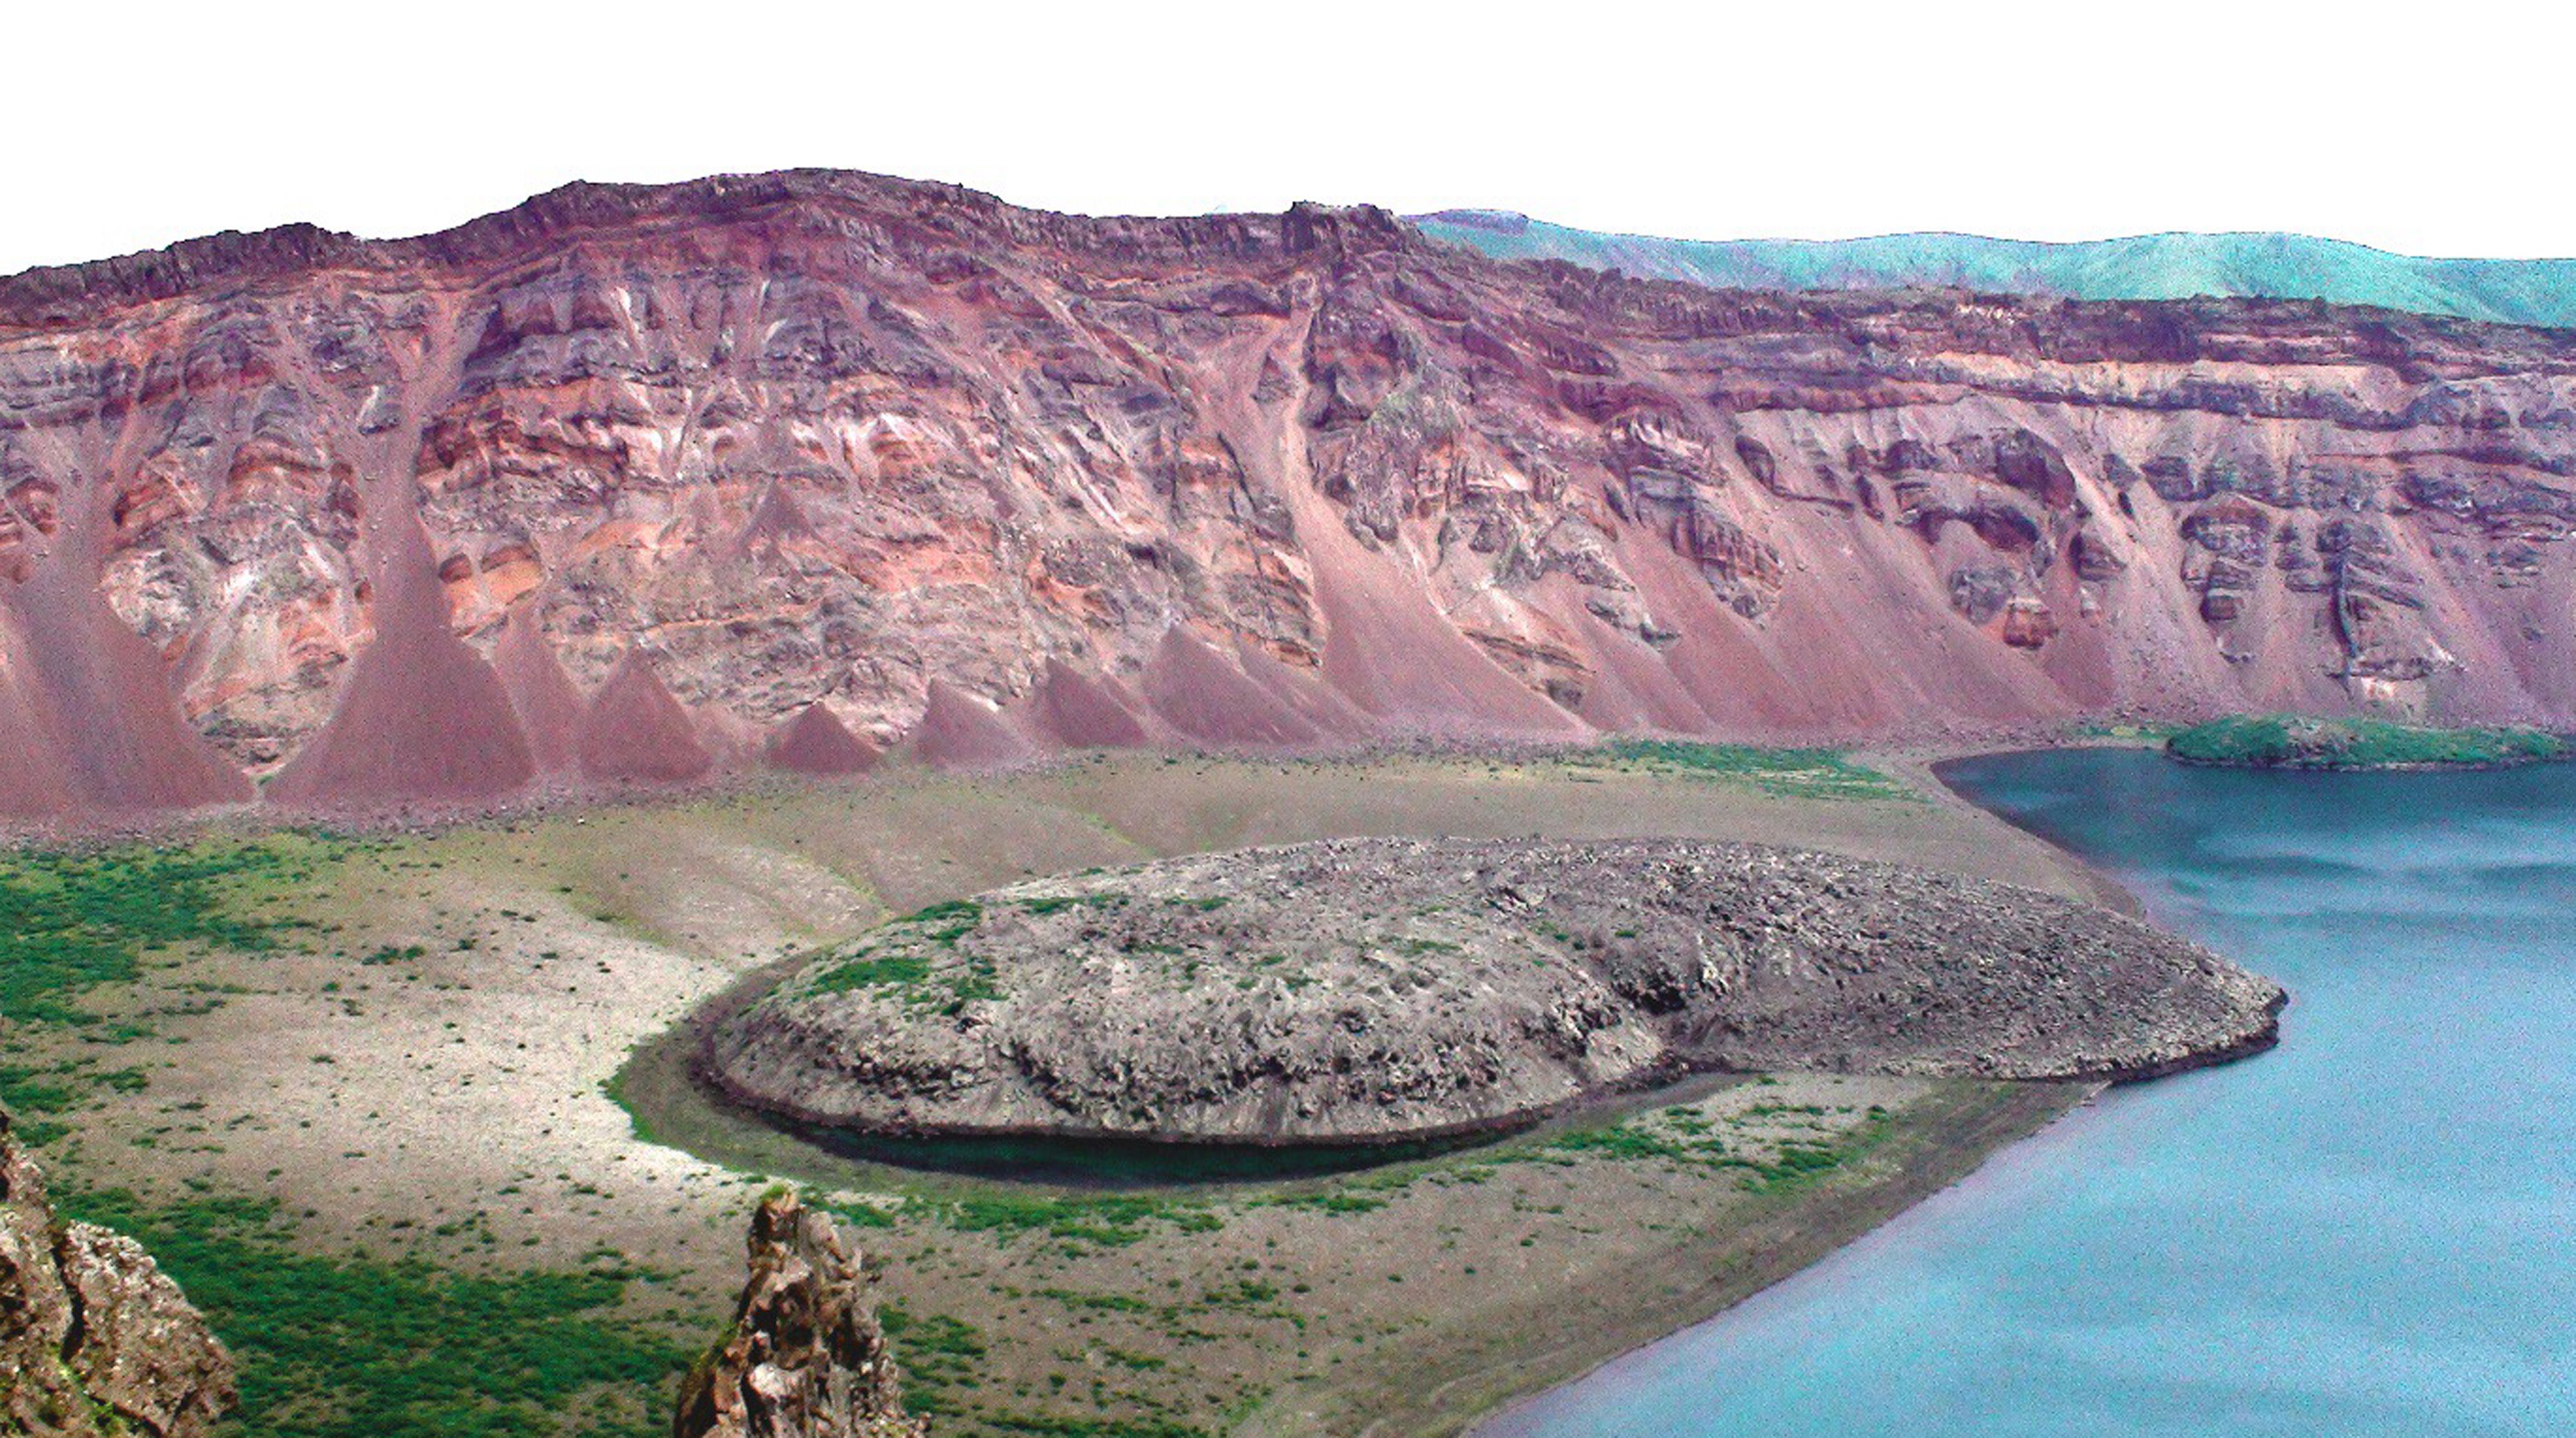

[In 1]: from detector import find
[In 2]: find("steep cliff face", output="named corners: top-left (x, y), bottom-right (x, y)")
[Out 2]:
top-left (0, 1111), bottom-right (236, 1437)
top-left (6, 169), bottom-right (2576, 819)
top-left (674, 1189), bottom-right (923, 1438)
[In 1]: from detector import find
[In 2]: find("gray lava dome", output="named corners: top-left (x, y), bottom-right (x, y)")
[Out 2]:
top-left (705, 838), bottom-right (2286, 1146)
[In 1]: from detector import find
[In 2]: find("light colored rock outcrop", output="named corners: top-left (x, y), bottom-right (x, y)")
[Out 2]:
top-left (674, 1189), bottom-right (923, 1438)
top-left (0, 1110), bottom-right (235, 1438)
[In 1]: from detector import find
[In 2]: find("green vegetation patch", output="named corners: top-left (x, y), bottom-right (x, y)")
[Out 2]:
top-left (808, 899), bottom-right (1000, 1014)
top-left (2, 834), bottom-right (343, 1128)
top-left (1505, 1100), bottom-right (1897, 1193)
top-left (1260, 1189), bottom-right (1389, 1216)
top-left (811, 950), bottom-right (939, 994)
top-left (0, 835), bottom-right (333, 1025)
top-left (1016, 894), bottom-right (1128, 916)
top-left (2062, 719), bottom-right (2187, 746)
top-left (877, 1305), bottom-right (989, 1414)
top-left (940, 1190), bottom-right (1224, 1249)
top-left (901, 898), bottom-right (987, 940)
top-left (1580, 741), bottom-right (1918, 802)
top-left (2167, 714), bottom-right (2569, 770)
top-left (62, 1185), bottom-right (685, 1438)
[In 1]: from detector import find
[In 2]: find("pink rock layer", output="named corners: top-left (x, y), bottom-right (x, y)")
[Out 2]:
top-left (5, 168), bottom-right (2575, 819)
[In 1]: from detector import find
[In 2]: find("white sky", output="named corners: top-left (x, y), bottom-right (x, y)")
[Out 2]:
top-left (6, 0), bottom-right (2566, 276)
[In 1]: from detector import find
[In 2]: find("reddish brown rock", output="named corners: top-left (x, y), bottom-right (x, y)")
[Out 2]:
top-left (1144, 628), bottom-right (1322, 747)
top-left (904, 680), bottom-right (1033, 771)
top-left (0, 632), bottom-right (79, 818)
top-left (6, 167), bottom-right (2576, 820)
top-left (578, 648), bottom-right (713, 784)
top-left (494, 607), bottom-right (590, 773)
top-left (1019, 659), bottom-right (1155, 750)
top-left (2002, 598), bottom-right (2061, 649)
top-left (1, 574), bottom-right (249, 817)
top-left (262, 602), bottom-right (536, 808)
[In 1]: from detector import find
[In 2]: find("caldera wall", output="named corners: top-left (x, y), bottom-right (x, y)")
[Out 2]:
top-left (6, 169), bottom-right (2576, 819)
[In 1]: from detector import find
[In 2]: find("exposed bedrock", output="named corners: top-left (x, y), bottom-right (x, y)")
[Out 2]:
top-left (674, 1189), bottom-right (923, 1438)
top-left (10, 167), bottom-right (2576, 820)
top-left (705, 838), bottom-right (2286, 1146)
top-left (1, 1109), bottom-right (237, 1438)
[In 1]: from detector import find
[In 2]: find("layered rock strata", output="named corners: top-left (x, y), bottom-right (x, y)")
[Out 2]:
top-left (9, 168), bottom-right (2576, 820)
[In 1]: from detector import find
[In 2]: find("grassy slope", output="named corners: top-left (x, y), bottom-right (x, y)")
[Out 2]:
top-left (1417, 213), bottom-right (2576, 328)
top-left (2166, 714), bottom-right (2570, 769)
top-left (1, 832), bottom-right (696, 1438)
top-left (60, 1186), bottom-right (684, 1438)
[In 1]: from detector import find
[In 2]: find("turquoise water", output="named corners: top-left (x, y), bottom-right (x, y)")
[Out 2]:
top-left (1483, 749), bottom-right (2576, 1438)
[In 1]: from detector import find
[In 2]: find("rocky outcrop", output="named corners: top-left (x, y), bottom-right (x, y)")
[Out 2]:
top-left (706, 838), bottom-right (2286, 1146)
top-left (0, 1110), bottom-right (235, 1437)
top-left (674, 1189), bottom-right (924, 1438)
top-left (10, 167), bottom-right (2576, 820)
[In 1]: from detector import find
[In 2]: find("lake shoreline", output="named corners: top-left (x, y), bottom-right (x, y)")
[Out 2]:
top-left (1473, 746), bottom-right (2576, 1436)
top-left (1416, 1081), bottom-right (2096, 1438)
top-left (1435, 741), bottom-right (2183, 1437)
top-left (17, 743), bottom-right (2233, 1438)
top-left (605, 743), bottom-right (2217, 1437)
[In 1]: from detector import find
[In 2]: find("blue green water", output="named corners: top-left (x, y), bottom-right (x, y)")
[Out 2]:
top-left (1483, 749), bottom-right (2576, 1438)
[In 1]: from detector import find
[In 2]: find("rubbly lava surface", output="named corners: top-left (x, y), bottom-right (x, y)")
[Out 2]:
top-left (706, 837), bottom-right (2284, 1145)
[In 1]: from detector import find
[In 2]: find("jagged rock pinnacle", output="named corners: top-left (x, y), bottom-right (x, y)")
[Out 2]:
top-left (674, 1188), bottom-right (925, 1438)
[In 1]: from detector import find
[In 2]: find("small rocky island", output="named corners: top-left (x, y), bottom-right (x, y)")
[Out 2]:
top-left (2166, 714), bottom-right (2570, 770)
top-left (705, 838), bottom-right (2286, 1147)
